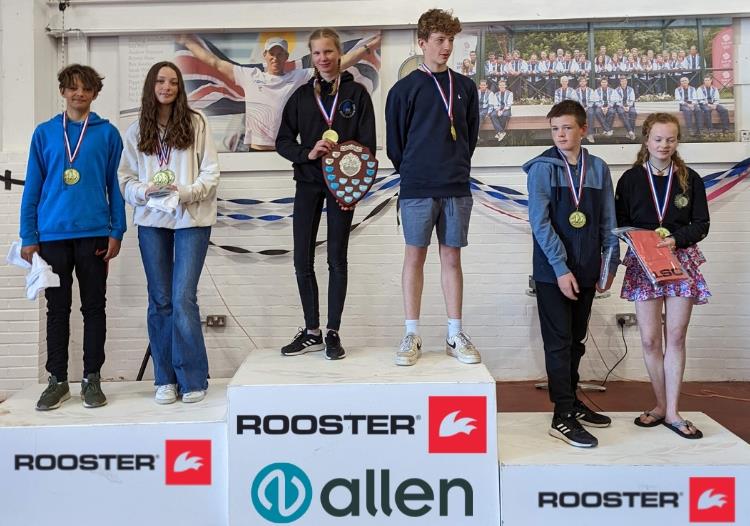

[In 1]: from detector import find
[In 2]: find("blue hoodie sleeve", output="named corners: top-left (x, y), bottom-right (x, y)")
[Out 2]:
top-left (106, 128), bottom-right (127, 240)
top-left (527, 161), bottom-right (570, 278)
top-left (385, 86), bottom-right (406, 173)
top-left (19, 128), bottom-right (45, 247)
top-left (599, 163), bottom-right (620, 275)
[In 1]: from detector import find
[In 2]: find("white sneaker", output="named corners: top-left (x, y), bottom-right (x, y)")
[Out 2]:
top-left (606, 130), bottom-right (614, 136)
top-left (628, 131), bottom-right (636, 140)
top-left (395, 334), bottom-right (422, 366)
top-left (155, 384), bottom-right (178, 405)
top-left (182, 390), bottom-right (206, 403)
top-left (446, 331), bottom-right (481, 364)
top-left (586, 134), bottom-right (595, 143)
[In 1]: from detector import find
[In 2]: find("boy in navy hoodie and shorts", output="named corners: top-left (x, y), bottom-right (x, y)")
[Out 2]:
top-left (386, 9), bottom-right (480, 367)
top-left (20, 64), bottom-right (126, 411)
top-left (523, 101), bottom-right (619, 448)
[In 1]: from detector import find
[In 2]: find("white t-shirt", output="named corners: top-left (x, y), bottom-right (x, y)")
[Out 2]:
top-left (233, 65), bottom-right (314, 147)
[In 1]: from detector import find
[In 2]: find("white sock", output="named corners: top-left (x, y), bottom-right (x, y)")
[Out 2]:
top-left (307, 328), bottom-right (321, 336)
top-left (405, 320), bottom-right (419, 336)
top-left (447, 318), bottom-right (462, 339)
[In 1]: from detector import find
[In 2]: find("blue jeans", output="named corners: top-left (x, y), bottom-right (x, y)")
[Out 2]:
top-left (138, 226), bottom-right (211, 392)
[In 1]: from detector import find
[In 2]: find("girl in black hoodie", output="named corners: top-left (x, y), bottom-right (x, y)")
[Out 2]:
top-left (276, 27), bottom-right (376, 360)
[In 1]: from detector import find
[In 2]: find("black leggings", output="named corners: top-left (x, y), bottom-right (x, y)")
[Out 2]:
top-left (293, 180), bottom-right (354, 331)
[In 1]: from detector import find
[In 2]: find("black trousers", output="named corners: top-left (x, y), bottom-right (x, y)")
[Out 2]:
top-left (293, 180), bottom-right (354, 331)
top-left (535, 281), bottom-right (596, 414)
top-left (39, 236), bottom-right (109, 381)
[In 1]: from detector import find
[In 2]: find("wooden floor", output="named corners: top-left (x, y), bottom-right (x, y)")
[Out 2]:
top-left (497, 380), bottom-right (750, 442)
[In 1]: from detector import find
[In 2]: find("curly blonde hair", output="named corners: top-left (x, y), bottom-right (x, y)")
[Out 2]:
top-left (417, 9), bottom-right (461, 41)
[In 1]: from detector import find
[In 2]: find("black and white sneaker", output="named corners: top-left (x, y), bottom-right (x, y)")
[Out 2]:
top-left (324, 330), bottom-right (346, 360)
top-left (573, 399), bottom-right (612, 428)
top-left (281, 328), bottom-right (324, 356)
top-left (549, 412), bottom-right (599, 448)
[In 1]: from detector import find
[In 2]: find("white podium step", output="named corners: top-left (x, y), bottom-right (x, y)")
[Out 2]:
top-left (0, 380), bottom-right (229, 525)
top-left (498, 412), bottom-right (750, 525)
top-left (227, 347), bottom-right (500, 525)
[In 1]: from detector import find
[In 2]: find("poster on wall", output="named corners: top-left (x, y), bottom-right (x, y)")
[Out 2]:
top-left (119, 31), bottom-right (381, 153)
top-left (429, 17), bottom-right (735, 147)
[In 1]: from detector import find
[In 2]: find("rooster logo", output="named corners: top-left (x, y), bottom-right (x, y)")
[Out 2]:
top-left (697, 489), bottom-right (728, 510)
top-left (438, 410), bottom-right (477, 437)
top-left (173, 451), bottom-right (203, 473)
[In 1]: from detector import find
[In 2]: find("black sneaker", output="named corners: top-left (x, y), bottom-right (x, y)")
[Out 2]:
top-left (573, 399), bottom-right (611, 428)
top-left (81, 372), bottom-right (107, 408)
top-left (325, 330), bottom-right (346, 360)
top-left (36, 375), bottom-right (71, 411)
top-left (281, 328), bottom-right (324, 356)
top-left (549, 412), bottom-right (599, 448)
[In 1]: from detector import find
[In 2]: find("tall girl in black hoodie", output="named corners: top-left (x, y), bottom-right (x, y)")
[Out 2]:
top-left (276, 27), bottom-right (376, 360)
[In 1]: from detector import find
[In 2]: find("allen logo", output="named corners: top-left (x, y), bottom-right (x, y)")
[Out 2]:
top-left (428, 396), bottom-right (486, 454)
top-left (689, 477), bottom-right (735, 523)
top-left (165, 440), bottom-right (212, 485)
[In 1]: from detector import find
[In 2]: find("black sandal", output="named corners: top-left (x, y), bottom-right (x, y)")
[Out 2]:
top-left (634, 410), bottom-right (665, 428)
top-left (663, 419), bottom-right (703, 439)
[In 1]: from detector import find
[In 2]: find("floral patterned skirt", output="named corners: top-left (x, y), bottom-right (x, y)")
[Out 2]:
top-left (620, 244), bottom-right (711, 305)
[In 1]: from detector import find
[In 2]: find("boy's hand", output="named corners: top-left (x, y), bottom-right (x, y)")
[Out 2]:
top-left (97, 237), bottom-right (122, 262)
top-left (21, 244), bottom-right (39, 264)
top-left (557, 272), bottom-right (579, 300)
top-left (596, 273), bottom-right (615, 293)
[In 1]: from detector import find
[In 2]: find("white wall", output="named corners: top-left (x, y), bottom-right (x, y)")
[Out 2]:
top-left (1, 0), bottom-right (749, 400)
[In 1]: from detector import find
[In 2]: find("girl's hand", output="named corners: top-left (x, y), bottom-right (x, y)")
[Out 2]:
top-left (308, 139), bottom-right (335, 160)
top-left (657, 236), bottom-right (676, 250)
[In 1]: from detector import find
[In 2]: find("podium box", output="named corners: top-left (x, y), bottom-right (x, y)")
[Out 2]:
top-left (0, 379), bottom-right (229, 525)
top-left (227, 348), bottom-right (500, 525)
top-left (498, 412), bottom-right (750, 525)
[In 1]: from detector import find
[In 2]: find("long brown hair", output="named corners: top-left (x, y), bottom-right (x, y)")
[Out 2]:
top-left (137, 61), bottom-right (200, 155)
top-left (308, 28), bottom-right (342, 98)
top-left (634, 112), bottom-right (689, 193)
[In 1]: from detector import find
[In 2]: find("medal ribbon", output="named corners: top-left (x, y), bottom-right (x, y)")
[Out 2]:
top-left (558, 148), bottom-right (586, 209)
top-left (63, 112), bottom-right (89, 166)
top-left (645, 161), bottom-right (674, 225)
top-left (419, 64), bottom-right (454, 128)
top-left (157, 129), bottom-right (172, 168)
top-left (314, 76), bottom-right (340, 129)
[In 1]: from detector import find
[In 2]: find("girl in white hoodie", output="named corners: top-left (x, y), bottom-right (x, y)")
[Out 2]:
top-left (118, 61), bottom-right (219, 405)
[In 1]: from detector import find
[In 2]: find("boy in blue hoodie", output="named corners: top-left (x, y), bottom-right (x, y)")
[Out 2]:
top-left (523, 100), bottom-right (619, 448)
top-left (20, 64), bottom-right (126, 411)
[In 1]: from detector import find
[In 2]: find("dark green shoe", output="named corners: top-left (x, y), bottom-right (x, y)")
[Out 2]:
top-left (81, 372), bottom-right (107, 408)
top-left (36, 376), bottom-right (71, 411)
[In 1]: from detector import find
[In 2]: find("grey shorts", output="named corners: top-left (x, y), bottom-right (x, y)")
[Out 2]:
top-left (400, 196), bottom-right (473, 248)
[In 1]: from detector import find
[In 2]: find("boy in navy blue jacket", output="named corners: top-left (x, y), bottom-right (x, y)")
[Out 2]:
top-left (20, 64), bottom-right (126, 411)
top-left (523, 100), bottom-right (619, 448)
top-left (386, 9), bottom-right (480, 367)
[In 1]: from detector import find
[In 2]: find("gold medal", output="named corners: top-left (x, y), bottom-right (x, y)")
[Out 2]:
top-left (450, 124), bottom-right (457, 141)
top-left (655, 227), bottom-right (671, 238)
top-left (322, 129), bottom-right (339, 143)
top-left (569, 210), bottom-right (587, 228)
top-left (152, 169), bottom-right (176, 186)
top-left (674, 193), bottom-right (689, 208)
top-left (63, 168), bottom-right (80, 185)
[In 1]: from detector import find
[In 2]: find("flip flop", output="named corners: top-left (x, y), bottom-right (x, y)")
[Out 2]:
top-left (633, 410), bottom-right (665, 427)
top-left (663, 419), bottom-right (703, 439)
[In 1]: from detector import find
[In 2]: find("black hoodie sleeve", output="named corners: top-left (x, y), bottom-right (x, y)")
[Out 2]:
top-left (615, 169), bottom-right (633, 228)
top-left (276, 88), bottom-right (312, 164)
top-left (466, 80), bottom-right (479, 156)
top-left (671, 169), bottom-right (710, 248)
top-left (355, 88), bottom-right (377, 155)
